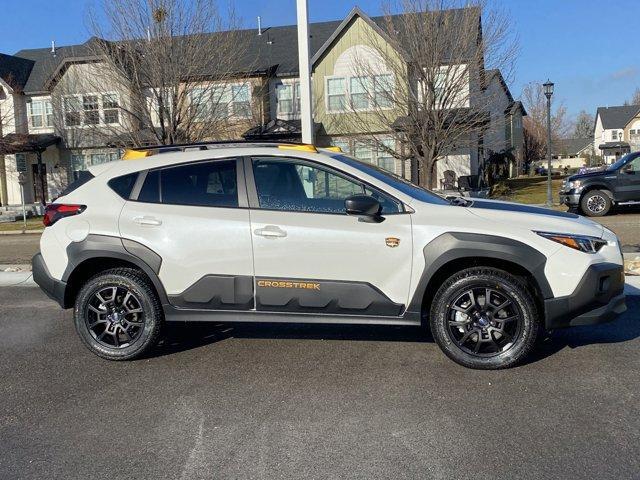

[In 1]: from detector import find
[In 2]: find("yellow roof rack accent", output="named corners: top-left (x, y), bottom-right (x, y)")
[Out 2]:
top-left (122, 149), bottom-right (152, 160)
top-left (324, 146), bottom-right (343, 152)
top-left (278, 144), bottom-right (317, 153)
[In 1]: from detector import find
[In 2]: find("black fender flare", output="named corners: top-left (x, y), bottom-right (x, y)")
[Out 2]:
top-left (62, 234), bottom-right (169, 307)
top-left (406, 232), bottom-right (553, 315)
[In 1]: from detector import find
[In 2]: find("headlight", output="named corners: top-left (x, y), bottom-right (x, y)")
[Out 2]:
top-left (566, 180), bottom-right (581, 189)
top-left (535, 231), bottom-right (608, 253)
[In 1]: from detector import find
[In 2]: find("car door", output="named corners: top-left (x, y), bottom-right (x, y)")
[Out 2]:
top-left (617, 155), bottom-right (640, 201)
top-left (119, 157), bottom-right (254, 310)
top-left (245, 155), bottom-right (413, 317)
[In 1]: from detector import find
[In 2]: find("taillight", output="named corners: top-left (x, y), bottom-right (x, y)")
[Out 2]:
top-left (43, 204), bottom-right (86, 227)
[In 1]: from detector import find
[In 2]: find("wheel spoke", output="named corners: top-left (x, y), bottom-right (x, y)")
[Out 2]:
top-left (88, 305), bottom-right (105, 315)
top-left (449, 319), bottom-right (470, 327)
top-left (95, 292), bottom-right (108, 305)
top-left (121, 291), bottom-right (132, 308)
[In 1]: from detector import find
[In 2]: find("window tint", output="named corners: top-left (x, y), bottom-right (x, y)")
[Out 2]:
top-left (59, 170), bottom-right (94, 197)
top-left (108, 173), bottom-right (138, 199)
top-left (138, 170), bottom-right (160, 203)
top-left (137, 161), bottom-right (238, 207)
top-left (252, 158), bottom-right (401, 214)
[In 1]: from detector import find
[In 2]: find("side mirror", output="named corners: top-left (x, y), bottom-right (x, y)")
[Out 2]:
top-left (622, 164), bottom-right (635, 174)
top-left (345, 194), bottom-right (383, 223)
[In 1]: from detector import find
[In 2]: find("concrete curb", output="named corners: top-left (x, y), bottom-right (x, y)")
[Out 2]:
top-left (0, 229), bottom-right (43, 235)
top-left (0, 271), bottom-right (35, 287)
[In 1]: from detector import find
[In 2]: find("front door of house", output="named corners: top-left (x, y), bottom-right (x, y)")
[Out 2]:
top-left (31, 163), bottom-right (48, 204)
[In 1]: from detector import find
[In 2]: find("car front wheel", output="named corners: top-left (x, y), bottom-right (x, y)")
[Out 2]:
top-left (74, 268), bottom-right (163, 360)
top-left (581, 190), bottom-right (611, 217)
top-left (429, 267), bottom-right (539, 369)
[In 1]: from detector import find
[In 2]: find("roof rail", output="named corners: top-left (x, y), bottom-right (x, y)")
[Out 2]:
top-left (132, 139), bottom-right (302, 154)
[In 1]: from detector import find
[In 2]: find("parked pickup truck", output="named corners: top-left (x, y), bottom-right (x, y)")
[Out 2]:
top-left (560, 151), bottom-right (640, 216)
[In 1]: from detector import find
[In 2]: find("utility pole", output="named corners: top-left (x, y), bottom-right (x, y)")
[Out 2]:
top-left (296, 0), bottom-right (314, 144)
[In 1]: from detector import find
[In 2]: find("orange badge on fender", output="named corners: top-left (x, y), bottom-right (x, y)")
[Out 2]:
top-left (385, 237), bottom-right (400, 248)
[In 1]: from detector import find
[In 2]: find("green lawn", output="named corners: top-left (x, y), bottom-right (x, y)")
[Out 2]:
top-left (490, 176), bottom-right (566, 205)
top-left (0, 216), bottom-right (44, 232)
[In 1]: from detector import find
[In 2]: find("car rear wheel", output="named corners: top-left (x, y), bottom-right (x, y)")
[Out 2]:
top-left (581, 190), bottom-right (611, 217)
top-left (74, 268), bottom-right (163, 360)
top-left (429, 267), bottom-right (539, 369)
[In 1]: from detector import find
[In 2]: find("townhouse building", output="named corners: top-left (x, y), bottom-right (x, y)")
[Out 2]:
top-left (0, 6), bottom-right (523, 206)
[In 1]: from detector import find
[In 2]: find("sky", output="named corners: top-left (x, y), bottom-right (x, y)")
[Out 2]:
top-left (1, 0), bottom-right (639, 121)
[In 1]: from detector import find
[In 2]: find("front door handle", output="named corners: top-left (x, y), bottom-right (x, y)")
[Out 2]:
top-left (133, 216), bottom-right (162, 226)
top-left (254, 225), bottom-right (287, 238)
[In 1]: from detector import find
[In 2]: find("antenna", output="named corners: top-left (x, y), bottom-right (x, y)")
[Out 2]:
top-left (51, 40), bottom-right (56, 57)
top-left (257, 16), bottom-right (262, 35)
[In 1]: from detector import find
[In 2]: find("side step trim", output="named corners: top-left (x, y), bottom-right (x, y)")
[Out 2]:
top-left (163, 305), bottom-right (421, 326)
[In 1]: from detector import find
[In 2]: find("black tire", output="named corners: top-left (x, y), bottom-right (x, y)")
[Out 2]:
top-left (74, 268), bottom-right (163, 360)
top-left (429, 267), bottom-right (539, 370)
top-left (580, 190), bottom-right (611, 217)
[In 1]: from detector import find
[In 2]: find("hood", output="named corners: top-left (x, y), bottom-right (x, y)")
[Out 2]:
top-left (567, 170), bottom-right (608, 181)
top-left (464, 198), bottom-right (604, 237)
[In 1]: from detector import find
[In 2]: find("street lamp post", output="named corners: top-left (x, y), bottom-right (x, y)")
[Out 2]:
top-left (543, 79), bottom-right (554, 207)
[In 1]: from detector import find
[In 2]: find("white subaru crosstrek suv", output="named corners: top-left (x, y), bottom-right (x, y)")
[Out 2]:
top-left (33, 143), bottom-right (626, 369)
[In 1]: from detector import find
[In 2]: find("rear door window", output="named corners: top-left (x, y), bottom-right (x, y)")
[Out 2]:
top-left (137, 160), bottom-right (238, 208)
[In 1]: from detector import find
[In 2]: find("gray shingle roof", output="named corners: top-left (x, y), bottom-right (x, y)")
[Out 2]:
top-left (552, 137), bottom-right (592, 156)
top-left (0, 53), bottom-right (34, 91)
top-left (597, 105), bottom-right (640, 129)
top-left (6, 7), bottom-right (479, 94)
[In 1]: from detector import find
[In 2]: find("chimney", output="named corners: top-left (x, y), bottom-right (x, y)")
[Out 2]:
top-left (257, 16), bottom-right (262, 36)
top-left (51, 40), bottom-right (56, 57)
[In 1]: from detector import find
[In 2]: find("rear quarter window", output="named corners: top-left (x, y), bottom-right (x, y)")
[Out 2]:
top-left (108, 173), bottom-right (139, 199)
top-left (59, 170), bottom-right (94, 197)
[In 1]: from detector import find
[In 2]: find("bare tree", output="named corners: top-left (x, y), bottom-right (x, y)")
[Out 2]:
top-left (521, 81), bottom-right (571, 164)
top-left (52, 0), bottom-right (257, 149)
top-left (631, 87), bottom-right (640, 106)
top-left (328, 0), bottom-right (518, 187)
top-left (573, 110), bottom-right (594, 139)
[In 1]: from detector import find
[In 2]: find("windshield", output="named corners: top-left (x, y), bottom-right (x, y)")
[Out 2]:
top-left (330, 153), bottom-right (449, 205)
top-left (607, 152), bottom-right (640, 172)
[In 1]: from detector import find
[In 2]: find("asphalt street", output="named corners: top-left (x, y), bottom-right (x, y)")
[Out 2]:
top-left (1, 286), bottom-right (639, 479)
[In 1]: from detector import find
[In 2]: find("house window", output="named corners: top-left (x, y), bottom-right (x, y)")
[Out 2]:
top-left (376, 138), bottom-right (396, 172)
top-left (83, 95), bottom-right (100, 125)
top-left (232, 84), bottom-right (251, 118)
top-left (611, 130), bottom-right (618, 141)
top-left (277, 83), bottom-right (294, 114)
top-left (353, 138), bottom-right (396, 173)
top-left (27, 99), bottom-right (54, 128)
top-left (102, 94), bottom-right (120, 124)
top-left (64, 97), bottom-right (82, 126)
top-left (350, 77), bottom-right (371, 110)
top-left (15, 153), bottom-right (27, 172)
top-left (354, 142), bottom-right (373, 163)
top-left (64, 93), bottom-right (120, 127)
top-left (192, 83), bottom-right (251, 120)
top-left (373, 74), bottom-right (393, 108)
top-left (327, 78), bottom-right (346, 112)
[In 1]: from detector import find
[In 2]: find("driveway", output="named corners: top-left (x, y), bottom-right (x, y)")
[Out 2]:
top-left (1, 287), bottom-right (639, 479)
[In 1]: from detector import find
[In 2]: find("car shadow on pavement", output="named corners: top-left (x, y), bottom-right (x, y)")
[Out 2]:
top-left (154, 322), bottom-right (432, 357)
top-left (152, 297), bottom-right (639, 363)
top-left (525, 296), bottom-right (640, 365)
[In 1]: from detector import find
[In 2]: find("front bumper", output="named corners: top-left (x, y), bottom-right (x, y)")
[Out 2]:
top-left (544, 263), bottom-right (626, 329)
top-left (559, 190), bottom-right (581, 206)
top-left (32, 253), bottom-right (68, 308)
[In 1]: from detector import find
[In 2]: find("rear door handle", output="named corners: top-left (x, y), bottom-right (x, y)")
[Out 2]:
top-left (254, 225), bottom-right (287, 238)
top-left (133, 216), bottom-right (162, 226)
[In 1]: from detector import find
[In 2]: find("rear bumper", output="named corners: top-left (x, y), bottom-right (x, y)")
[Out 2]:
top-left (32, 253), bottom-right (67, 308)
top-left (544, 263), bottom-right (626, 329)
